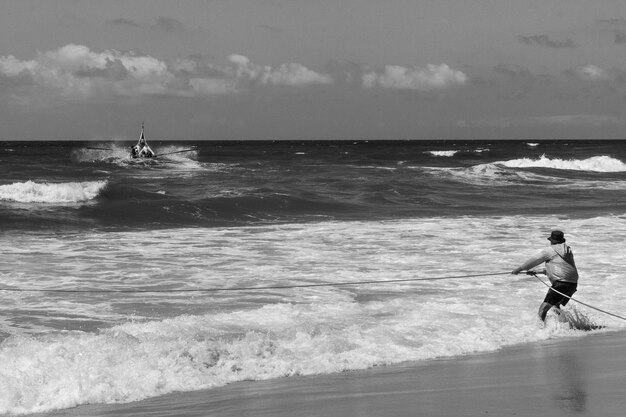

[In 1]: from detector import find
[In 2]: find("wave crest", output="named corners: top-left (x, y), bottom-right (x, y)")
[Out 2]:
top-left (426, 150), bottom-right (458, 157)
top-left (498, 155), bottom-right (626, 172)
top-left (0, 180), bottom-right (107, 203)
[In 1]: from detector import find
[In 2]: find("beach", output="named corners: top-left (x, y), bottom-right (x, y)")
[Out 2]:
top-left (38, 328), bottom-right (624, 417)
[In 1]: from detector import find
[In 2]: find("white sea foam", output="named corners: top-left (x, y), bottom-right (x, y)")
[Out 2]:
top-left (1, 216), bottom-right (623, 414)
top-left (426, 150), bottom-right (458, 157)
top-left (0, 292), bottom-right (593, 415)
top-left (72, 144), bottom-right (131, 162)
top-left (498, 155), bottom-right (626, 172)
top-left (0, 180), bottom-right (107, 203)
top-left (423, 164), bottom-right (547, 186)
top-left (424, 155), bottom-right (626, 189)
top-left (425, 148), bottom-right (488, 158)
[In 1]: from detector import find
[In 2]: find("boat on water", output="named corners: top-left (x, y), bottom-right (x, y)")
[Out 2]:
top-left (130, 122), bottom-right (155, 158)
top-left (86, 123), bottom-right (194, 160)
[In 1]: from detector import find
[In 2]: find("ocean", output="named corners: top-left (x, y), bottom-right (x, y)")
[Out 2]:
top-left (2, 139), bottom-right (626, 415)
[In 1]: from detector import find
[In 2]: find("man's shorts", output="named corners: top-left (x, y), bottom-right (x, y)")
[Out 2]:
top-left (544, 281), bottom-right (577, 307)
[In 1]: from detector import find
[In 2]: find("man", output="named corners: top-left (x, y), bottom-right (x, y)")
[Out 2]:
top-left (132, 122), bottom-right (155, 158)
top-left (137, 139), bottom-right (154, 157)
top-left (512, 230), bottom-right (579, 321)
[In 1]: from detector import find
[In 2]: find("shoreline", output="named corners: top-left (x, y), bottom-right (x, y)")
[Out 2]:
top-left (38, 328), bottom-right (626, 417)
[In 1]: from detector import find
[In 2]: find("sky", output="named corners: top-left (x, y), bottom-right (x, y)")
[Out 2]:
top-left (2, 0), bottom-right (626, 140)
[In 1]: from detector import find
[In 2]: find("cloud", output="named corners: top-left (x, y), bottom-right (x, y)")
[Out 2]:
top-left (0, 45), bottom-right (335, 105)
top-left (569, 64), bottom-right (610, 81)
top-left (563, 64), bottom-right (626, 83)
top-left (227, 54), bottom-right (333, 86)
top-left (0, 44), bottom-right (195, 100)
top-left (106, 18), bottom-right (140, 28)
top-left (189, 78), bottom-right (236, 95)
top-left (0, 44), bottom-right (477, 107)
top-left (106, 16), bottom-right (186, 32)
top-left (362, 64), bottom-right (467, 90)
top-left (152, 16), bottom-right (186, 32)
top-left (518, 35), bottom-right (578, 49)
top-left (0, 54), bottom-right (38, 76)
top-left (265, 63), bottom-right (333, 86)
top-left (325, 59), bottom-right (364, 84)
top-left (46, 44), bottom-right (172, 95)
top-left (74, 58), bottom-right (130, 81)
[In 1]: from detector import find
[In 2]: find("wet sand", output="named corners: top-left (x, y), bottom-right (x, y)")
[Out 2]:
top-left (43, 330), bottom-right (626, 417)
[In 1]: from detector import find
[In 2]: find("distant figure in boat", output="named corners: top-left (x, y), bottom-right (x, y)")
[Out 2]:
top-left (131, 122), bottom-right (155, 158)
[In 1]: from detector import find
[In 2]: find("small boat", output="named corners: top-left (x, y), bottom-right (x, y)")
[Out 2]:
top-left (130, 122), bottom-right (155, 158)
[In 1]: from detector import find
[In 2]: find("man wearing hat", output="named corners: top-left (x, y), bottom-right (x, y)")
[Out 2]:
top-left (511, 230), bottom-right (579, 321)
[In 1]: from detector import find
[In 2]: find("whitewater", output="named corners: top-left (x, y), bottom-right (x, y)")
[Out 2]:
top-left (1, 140), bottom-right (626, 415)
top-left (0, 180), bottom-right (107, 203)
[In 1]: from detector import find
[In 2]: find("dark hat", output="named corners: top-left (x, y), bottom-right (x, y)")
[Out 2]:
top-left (547, 230), bottom-right (566, 244)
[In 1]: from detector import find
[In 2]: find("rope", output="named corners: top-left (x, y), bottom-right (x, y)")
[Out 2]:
top-left (0, 271), bottom-right (510, 294)
top-left (4, 270), bottom-right (625, 323)
top-left (529, 272), bottom-right (626, 321)
top-left (154, 149), bottom-right (195, 158)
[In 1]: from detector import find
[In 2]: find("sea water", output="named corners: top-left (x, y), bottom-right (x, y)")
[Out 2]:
top-left (1, 140), bottom-right (626, 414)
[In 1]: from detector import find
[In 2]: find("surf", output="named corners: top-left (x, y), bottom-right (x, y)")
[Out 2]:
top-left (548, 306), bottom-right (606, 331)
top-left (497, 154), bottom-right (626, 172)
top-left (2, 215), bottom-right (623, 414)
top-left (425, 150), bottom-right (458, 157)
top-left (0, 180), bottom-right (107, 203)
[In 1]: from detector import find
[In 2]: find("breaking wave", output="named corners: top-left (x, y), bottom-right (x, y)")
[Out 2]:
top-left (0, 180), bottom-right (107, 203)
top-left (497, 155), bottom-right (626, 172)
top-left (426, 150), bottom-right (458, 157)
top-left (0, 298), bottom-right (591, 415)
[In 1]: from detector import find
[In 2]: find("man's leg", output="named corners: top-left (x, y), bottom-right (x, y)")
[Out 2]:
top-left (538, 302), bottom-right (554, 321)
